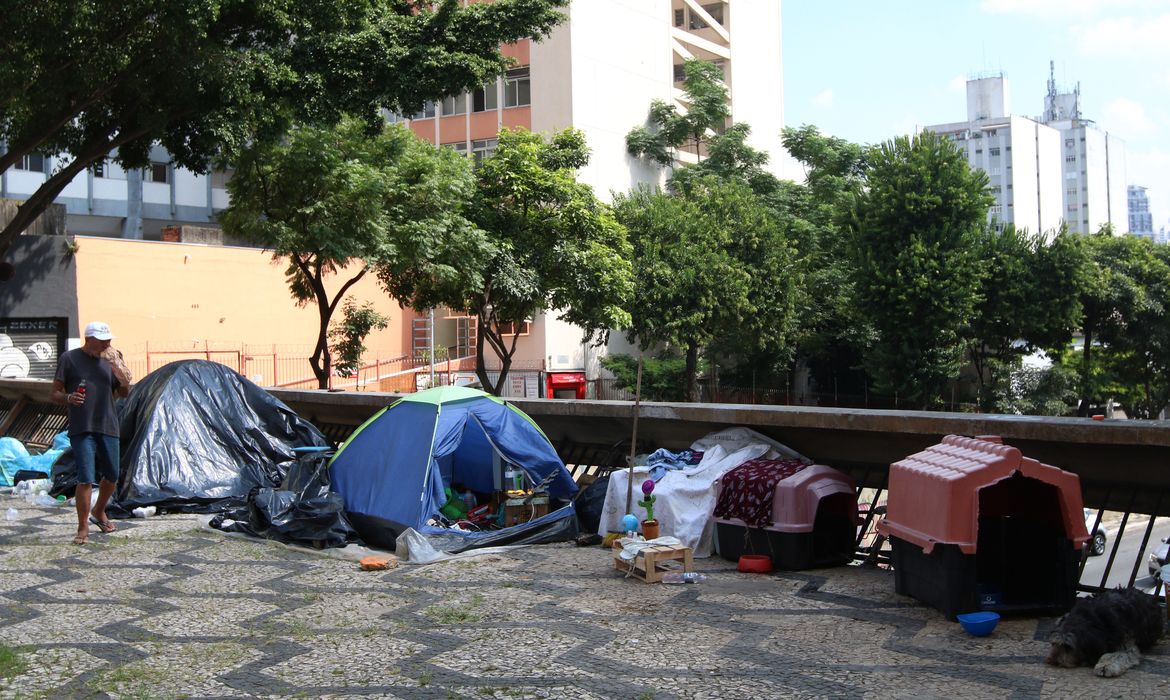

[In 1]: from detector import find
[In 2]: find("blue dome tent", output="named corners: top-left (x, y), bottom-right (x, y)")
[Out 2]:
top-left (329, 386), bottom-right (578, 551)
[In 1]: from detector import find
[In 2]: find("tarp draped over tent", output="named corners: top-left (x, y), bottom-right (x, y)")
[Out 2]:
top-left (115, 360), bottom-right (330, 512)
top-left (329, 386), bottom-right (578, 552)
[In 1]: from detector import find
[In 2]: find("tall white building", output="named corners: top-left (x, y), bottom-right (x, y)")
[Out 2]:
top-left (1128, 185), bottom-right (1154, 237)
top-left (1040, 64), bottom-right (1127, 236)
top-left (926, 76), bottom-right (1064, 238)
top-left (925, 66), bottom-right (1127, 239)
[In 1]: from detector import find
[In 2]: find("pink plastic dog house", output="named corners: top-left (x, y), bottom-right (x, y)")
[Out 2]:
top-left (713, 464), bottom-right (859, 570)
top-left (878, 435), bottom-right (1089, 618)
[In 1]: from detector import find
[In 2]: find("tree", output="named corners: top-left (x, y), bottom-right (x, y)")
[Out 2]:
top-left (0, 0), bottom-right (568, 262)
top-left (378, 128), bottom-right (634, 395)
top-left (778, 125), bottom-right (870, 393)
top-left (1076, 234), bottom-right (1170, 418)
top-left (220, 119), bottom-right (476, 389)
top-left (625, 59), bottom-right (729, 167)
top-left (849, 132), bottom-right (993, 407)
top-left (330, 299), bottom-right (390, 378)
top-left (614, 177), bottom-right (800, 401)
top-left (966, 225), bottom-right (1085, 411)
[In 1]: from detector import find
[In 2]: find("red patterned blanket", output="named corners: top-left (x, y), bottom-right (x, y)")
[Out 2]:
top-left (713, 458), bottom-right (808, 528)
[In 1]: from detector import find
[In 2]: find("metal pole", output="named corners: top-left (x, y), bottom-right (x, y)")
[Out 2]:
top-left (625, 355), bottom-right (644, 516)
top-left (429, 308), bottom-right (436, 388)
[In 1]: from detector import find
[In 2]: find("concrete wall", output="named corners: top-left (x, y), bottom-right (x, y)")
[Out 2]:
top-left (532, 0), bottom-right (673, 201)
top-left (728, 0), bottom-right (786, 179)
top-left (67, 237), bottom-right (410, 376)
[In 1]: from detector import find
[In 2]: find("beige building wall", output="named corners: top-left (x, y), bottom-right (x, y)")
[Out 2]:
top-left (72, 237), bottom-right (410, 382)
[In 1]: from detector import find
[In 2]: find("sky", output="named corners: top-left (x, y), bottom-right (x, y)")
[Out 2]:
top-left (781, 0), bottom-right (1170, 231)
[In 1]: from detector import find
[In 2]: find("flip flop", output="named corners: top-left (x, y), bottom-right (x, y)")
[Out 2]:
top-left (73, 533), bottom-right (88, 545)
top-left (88, 516), bottom-right (117, 534)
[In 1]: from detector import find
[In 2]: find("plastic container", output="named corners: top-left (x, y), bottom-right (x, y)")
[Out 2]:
top-left (957, 611), bottom-right (1000, 636)
top-left (131, 506), bottom-right (157, 518)
top-left (737, 554), bottom-right (774, 573)
top-left (5, 507), bottom-right (17, 521)
top-left (662, 572), bottom-right (706, 584)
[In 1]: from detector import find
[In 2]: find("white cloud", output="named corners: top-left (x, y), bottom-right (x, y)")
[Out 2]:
top-left (811, 89), bottom-right (834, 108)
top-left (980, 0), bottom-right (1166, 17)
top-left (1102, 98), bottom-right (1157, 139)
top-left (1071, 14), bottom-right (1170, 57)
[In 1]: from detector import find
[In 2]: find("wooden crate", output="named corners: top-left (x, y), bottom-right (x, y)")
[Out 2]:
top-left (613, 543), bottom-right (694, 583)
top-left (504, 495), bottom-right (549, 526)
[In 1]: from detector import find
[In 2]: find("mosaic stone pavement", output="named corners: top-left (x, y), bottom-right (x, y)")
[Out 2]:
top-left (0, 503), bottom-right (1167, 699)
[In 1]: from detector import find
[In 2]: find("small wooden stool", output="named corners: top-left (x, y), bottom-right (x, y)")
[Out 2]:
top-left (614, 543), bottom-right (694, 583)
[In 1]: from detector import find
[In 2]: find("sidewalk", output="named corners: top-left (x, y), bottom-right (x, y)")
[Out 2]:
top-left (1, 504), bottom-right (1167, 699)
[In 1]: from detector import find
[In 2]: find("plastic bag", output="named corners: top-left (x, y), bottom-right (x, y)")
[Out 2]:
top-left (395, 528), bottom-right (448, 563)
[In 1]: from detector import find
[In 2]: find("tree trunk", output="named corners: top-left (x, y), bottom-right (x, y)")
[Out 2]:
top-left (0, 127), bottom-right (148, 261)
top-left (1077, 323), bottom-right (1094, 417)
top-left (684, 342), bottom-right (699, 402)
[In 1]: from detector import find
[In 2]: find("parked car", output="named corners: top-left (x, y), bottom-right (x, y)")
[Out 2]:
top-left (1084, 509), bottom-right (1110, 557)
top-left (1148, 536), bottom-right (1169, 578)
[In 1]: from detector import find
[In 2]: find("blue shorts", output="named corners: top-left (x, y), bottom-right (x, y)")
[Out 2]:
top-left (70, 433), bottom-right (120, 485)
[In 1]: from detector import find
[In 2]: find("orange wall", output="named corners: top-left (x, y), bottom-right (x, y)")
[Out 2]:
top-left (73, 237), bottom-right (412, 368)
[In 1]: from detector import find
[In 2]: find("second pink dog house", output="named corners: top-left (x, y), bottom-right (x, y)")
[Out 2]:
top-left (713, 462), bottom-right (859, 570)
top-left (878, 435), bottom-right (1089, 618)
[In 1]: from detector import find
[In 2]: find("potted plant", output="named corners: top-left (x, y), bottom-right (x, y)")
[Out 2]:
top-left (638, 479), bottom-right (659, 540)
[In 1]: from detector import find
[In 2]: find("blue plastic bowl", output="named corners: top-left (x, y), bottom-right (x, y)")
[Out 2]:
top-left (957, 611), bottom-right (1000, 636)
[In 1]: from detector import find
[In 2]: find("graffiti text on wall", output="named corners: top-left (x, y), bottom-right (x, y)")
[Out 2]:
top-left (0, 318), bottom-right (66, 380)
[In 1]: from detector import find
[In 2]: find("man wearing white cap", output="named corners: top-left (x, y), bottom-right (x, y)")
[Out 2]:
top-left (51, 321), bottom-right (131, 545)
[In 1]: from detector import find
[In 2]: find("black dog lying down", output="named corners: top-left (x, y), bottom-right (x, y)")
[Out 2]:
top-left (1047, 587), bottom-right (1165, 677)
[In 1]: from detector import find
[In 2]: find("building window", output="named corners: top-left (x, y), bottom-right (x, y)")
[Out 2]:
top-left (1067, 187), bottom-right (1077, 197)
top-left (91, 159), bottom-right (106, 178)
top-left (472, 138), bottom-right (498, 165)
top-left (498, 320), bottom-right (531, 336)
top-left (504, 68), bottom-right (530, 108)
top-left (145, 162), bottom-right (169, 184)
top-left (385, 110), bottom-right (405, 124)
top-left (989, 147), bottom-right (1000, 157)
top-left (412, 101), bottom-right (437, 120)
top-left (442, 142), bottom-right (468, 155)
top-left (1065, 138), bottom-right (1074, 148)
top-left (990, 185), bottom-right (1002, 194)
top-left (689, 3), bottom-right (725, 29)
top-left (210, 168), bottom-right (234, 188)
top-left (1065, 155), bottom-right (1076, 163)
top-left (13, 153), bottom-right (46, 172)
top-left (473, 81), bottom-right (498, 112)
top-left (989, 205), bottom-right (1002, 217)
top-left (975, 149), bottom-right (983, 154)
top-left (441, 93), bottom-right (467, 116)
top-left (674, 8), bottom-right (684, 26)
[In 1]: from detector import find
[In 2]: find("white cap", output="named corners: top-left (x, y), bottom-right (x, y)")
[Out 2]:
top-left (84, 321), bottom-right (114, 341)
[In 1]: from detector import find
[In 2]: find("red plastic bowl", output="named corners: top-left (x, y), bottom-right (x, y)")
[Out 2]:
top-left (738, 554), bottom-right (773, 573)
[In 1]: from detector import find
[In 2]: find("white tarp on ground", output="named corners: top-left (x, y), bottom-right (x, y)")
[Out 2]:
top-left (598, 427), bottom-right (808, 557)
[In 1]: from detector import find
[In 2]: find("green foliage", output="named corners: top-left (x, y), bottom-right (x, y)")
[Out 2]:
top-left (0, 643), bottom-right (26, 679)
top-left (600, 353), bottom-right (689, 402)
top-left (849, 131), bottom-right (993, 407)
top-left (379, 128), bottom-right (634, 395)
top-left (625, 59), bottom-right (729, 166)
top-left (614, 177), bottom-right (801, 401)
top-left (989, 362), bottom-right (1078, 416)
top-left (329, 299), bottom-right (389, 377)
top-left (222, 118), bottom-right (475, 388)
top-left (778, 126), bottom-right (871, 383)
top-left (0, 0), bottom-right (569, 259)
top-left (1070, 233), bottom-right (1170, 418)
